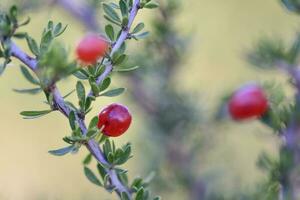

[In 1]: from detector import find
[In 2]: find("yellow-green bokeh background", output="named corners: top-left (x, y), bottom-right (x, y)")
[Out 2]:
top-left (0, 0), bottom-right (298, 199)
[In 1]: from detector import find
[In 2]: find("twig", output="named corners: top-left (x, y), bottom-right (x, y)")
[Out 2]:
top-left (88, 0), bottom-right (141, 97)
top-left (7, 40), bottom-right (131, 198)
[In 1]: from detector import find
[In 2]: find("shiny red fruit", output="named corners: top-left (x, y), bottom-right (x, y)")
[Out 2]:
top-left (228, 84), bottom-right (268, 120)
top-left (76, 34), bottom-right (108, 64)
top-left (97, 103), bottom-right (132, 137)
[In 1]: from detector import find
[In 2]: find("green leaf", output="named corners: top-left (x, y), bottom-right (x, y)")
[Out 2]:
top-left (97, 163), bottom-right (107, 179)
top-left (0, 63), bottom-right (6, 75)
top-left (40, 30), bottom-right (53, 54)
top-left (153, 197), bottom-right (161, 200)
top-left (68, 111), bottom-right (76, 130)
top-left (90, 82), bottom-right (100, 96)
top-left (89, 116), bottom-right (99, 129)
top-left (9, 5), bottom-right (18, 19)
top-left (20, 110), bottom-right (52, 119)
top-left (121, 192), bottom-right (130, 200)
top-left (119, 0), bottom-right (128, 17)
top-left (47, 21), bottom-right (54, 29)
top-left (25, 35), bottom-right (39, 56)
top-left (144, 2), bottom-right (159, 9)
top-left (132, 23), bottom-right (145, 34)
top-left (84, 167), bottom-right (102, 186)
top-left (76, 81), bottom-right (86, 107)
top-left (114, 66), bottom-right (139, 72)
top-left (20, 65), bottom-right (39, 85)
top-left (135, 187), bottom-right (144, 200)
top-left (105, 24), bottom-right (115, 41)
top-left (13, 32), bottom-right (27, 39)
top-left (103, 3), bottom-right (121, 23)
top-left (134, 32), bottom-right (150, 40)
top-left (100, 88), bottom-right (125, 97)
top-left (73, 70), bottom-right (89, 80)
top-left (122, 16), bottom-right (129, 27)
top-left (13, 88), bottom-right (42, 95)
top-left (114, 54), bottom-right (127, 65)
top-left (18, 17), bottom-right (31, 27)
top-left (87, 128), bottom-right (98, 138)
top-left (48, 145), bottom-right (74, 156)
top-left (104, 15), bottom-right (121, 26)
top-left (99, 77), bottom-right (111, 92)
top-left (83, 153), bottom-right (92, 165)
top-left (53, 23), bottom-right (68, 37)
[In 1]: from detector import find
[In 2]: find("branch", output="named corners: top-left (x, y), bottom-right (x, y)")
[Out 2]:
top-left (7, 40), bottom-right (131, 198)
top-left (6, 0), bottom-right (142, 198)
top-left (88, 0), bottom-right (141, 96)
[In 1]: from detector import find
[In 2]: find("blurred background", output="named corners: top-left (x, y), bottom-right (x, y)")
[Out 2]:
top-left (0, 0), bottom-right (298, 199)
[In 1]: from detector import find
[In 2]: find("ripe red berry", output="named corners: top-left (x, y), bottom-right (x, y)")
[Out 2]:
top-left (97, 103), bottom-right (132, 137)
top-left (228, 84), bottom-right (268, 120)
top-left (76, 34), bottom-right (108, 64)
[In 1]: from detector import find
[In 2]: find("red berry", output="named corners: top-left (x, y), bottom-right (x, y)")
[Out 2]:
top-left (228, 84), bottom-right (268, 120)
top-left (76, 34), bottom-right (108, 64)
top-left (97, 103), bottom-right (132, 137)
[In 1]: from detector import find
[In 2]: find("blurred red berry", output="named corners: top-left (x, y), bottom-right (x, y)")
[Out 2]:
top-left (228, 84), bottom-right (268, 120)
top-left (76, 34), bottom-right (108, 64)
top-left (97, 103), bottom-right (132, 137)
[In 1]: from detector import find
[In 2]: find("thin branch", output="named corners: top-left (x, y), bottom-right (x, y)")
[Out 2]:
top-left (88, 0), bottom-right (141, 97)
top-left (10, 42), bottom-right (38, 71)
top-left (7, 40), bottom-right (132, 198)
top-left (5, 0), bottom-right (142, 198)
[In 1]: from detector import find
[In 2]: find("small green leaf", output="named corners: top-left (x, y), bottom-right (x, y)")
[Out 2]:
top-left (53, 23), bottom-right (67, 37)
top-left (87, 128), bottom-right (98, 138)
top-left (119, 0), bottom-right (128, 17)
top-left (100, 88), bottom-right (125, 97)
top-left (97, 163), bottom-right (107, 179)
top-left (103, 3), bottom-right (121, 23)
top-left (84, 167), bottom-right (102, 186)
top-left (25, 35), bottom-right (39, 56)
top-left (99, 77), bottom-right (111, 92)
top-left (0, 63), bottom-right (6, 75)
top-left (134, 32), bottom-right (150, 40)
top-left (48, 145), bottom-right (74, 156)
top-left (114, 66), bottom-right (139, 72)
top-left (89, 116), bottom-right (99, 129)
top-left (76, 81), bottom-right (86, 108)
top-left (13, 32), bottom-right (27, 39)
top-left (114, 54), bottom-right (127, 65)
top-left (20, 110), bottom-right (52, 119)
top-left (68, 111), bottom-right (76, 130)
top-left (104, 15), bottom-right (122, 26)
top-left (153, 197), bottom-right (161, 200)
top-left (40, 30), bottom-right (53, 54)
top-left (144, 2), bottom-right (159, 9)
top-left (83, 153), bottom-right (92, 165)
top-left (13, 88), bottom-right (42, 95)
top-left (73, 70), bottom-right (89, 80)
top-left (135, 187), bottom-right (144, 200)
top-left (121, 192), bottom-right (130, 200)
top-left (20, 65), bottom-right (39, 85)
top-left (132, 23), bottom-right (145, 34)
top-left (9, 5), bottom-right (18, 19)
top-left (105, 24), bottom-right (115, 41)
